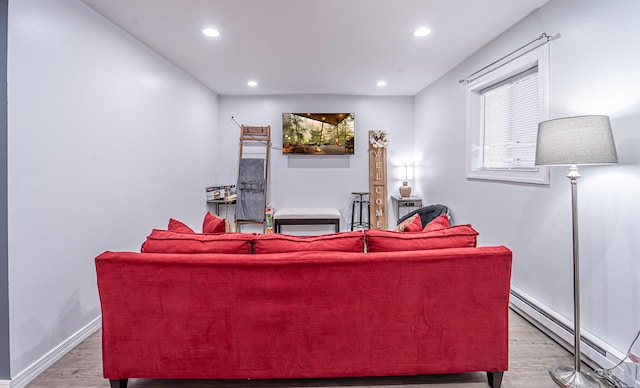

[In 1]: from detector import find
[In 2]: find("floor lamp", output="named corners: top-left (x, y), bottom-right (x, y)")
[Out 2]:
top-left (535, 115), bottom-right (618, 388)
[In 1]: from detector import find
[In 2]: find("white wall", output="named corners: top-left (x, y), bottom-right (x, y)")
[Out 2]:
top-left (414, 0), bottom-right (640, 362)
top-left (7, 0), bottom-right (218, 377)
top-left (7, 0), bottom-right (638, 382)
top-left (218, 95), bottom-right (414, 231)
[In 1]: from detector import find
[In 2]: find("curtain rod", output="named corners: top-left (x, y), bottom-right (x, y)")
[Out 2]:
top-left (459, 32), bottom-right (555, 84)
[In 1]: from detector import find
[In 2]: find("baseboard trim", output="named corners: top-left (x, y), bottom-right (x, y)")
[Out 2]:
top-left (510, 287), bottom-right (635, 386)
top-left (9, 315), bottom-right (101, 388)
top-left (0, 380), bottom-right (9, 388)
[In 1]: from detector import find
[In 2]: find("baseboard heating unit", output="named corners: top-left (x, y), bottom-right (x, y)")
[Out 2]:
top-left (510, 287), bottom-right (638, 387)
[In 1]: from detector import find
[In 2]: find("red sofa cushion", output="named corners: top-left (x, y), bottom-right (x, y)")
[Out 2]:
top-left (365, 224), bottom-right (479, 252)
top-left (423, 213), bottom-right (450, 232)
top-left (141, 229), bottom-right (254, 254)
top-left (405, 217), bottom-right (423, 232)
top-left (167, 218), bottom-right (195, 234)
top-left (398, 213), bottom-right (422, 232)
top-left (253, 231), bottom-right (365, 254)
top-left (202, 211), bottom-right (227, 234)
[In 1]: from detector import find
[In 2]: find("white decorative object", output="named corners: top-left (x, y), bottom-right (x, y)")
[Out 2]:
top-left (399, 182), bottom-right (412, 198)
top-left (369, 130), bottom-right (388, 149)
top-left (369, 130), bottom-right (388, 229)
top-left (399, 164), bottom-right (412, 198)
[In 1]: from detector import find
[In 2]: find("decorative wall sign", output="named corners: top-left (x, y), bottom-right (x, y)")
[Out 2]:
top-left (368, 130), bottom-right (388, 230)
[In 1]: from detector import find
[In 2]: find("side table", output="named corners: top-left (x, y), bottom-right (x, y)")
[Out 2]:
top-left (391, 195), bottom-right (423, 222)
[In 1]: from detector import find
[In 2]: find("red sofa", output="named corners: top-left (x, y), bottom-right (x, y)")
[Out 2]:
top-left (96, 227), bottom-right (512, 388)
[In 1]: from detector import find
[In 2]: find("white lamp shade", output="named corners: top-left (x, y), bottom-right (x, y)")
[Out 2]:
top-left (535, 115), bottom-right (618, 166)
top-left (395, 165), bottom-right (413, 180)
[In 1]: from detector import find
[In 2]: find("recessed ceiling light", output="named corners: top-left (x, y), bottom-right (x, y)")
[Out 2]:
top-left (202, 28), bottom-right (220, 37)
top-left (376, 80), bottom-right (387, 87)
top-left (412, 27), bottom-right (431, 38)
top-left (247, 80), bottom-right (258, 87)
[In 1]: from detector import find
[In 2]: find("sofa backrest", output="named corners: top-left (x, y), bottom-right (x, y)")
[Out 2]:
top-left (139, 224), bottom-right (481, 255)
top-left (253, 231), bottom-right (364, 254)
top-left (141, 229), bottom-right (255, 254)
top-left (364, 225), bottom-right (478, 252)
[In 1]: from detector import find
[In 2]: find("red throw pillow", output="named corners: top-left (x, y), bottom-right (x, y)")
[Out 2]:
top-left (254, 231), bottom-right (365, 254)
top-left (141, 229), bottom-right (255, 254)
top-left (167, 218), bottom-right (195, 234)
top-left (403, 213), bottom-right (423, 232)
top-left (364, 225), bottom-right (479, 253)
top-left (422, 213), bottom-right (450, 232)
top-left (394, 214), bottom-right (417, 232)
top-left (202, 211), bottom-right (226, 234)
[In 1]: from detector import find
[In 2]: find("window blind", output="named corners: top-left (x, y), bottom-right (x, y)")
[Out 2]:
top-left (480, 67), bottom-right (539, 170)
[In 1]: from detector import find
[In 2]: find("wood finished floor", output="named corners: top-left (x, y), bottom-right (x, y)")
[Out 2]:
top-left (27, 309), bottom-right (586, 388)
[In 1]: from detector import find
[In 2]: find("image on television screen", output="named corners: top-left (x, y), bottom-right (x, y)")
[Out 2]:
top-left (282, 113), bottom-right (355, 155)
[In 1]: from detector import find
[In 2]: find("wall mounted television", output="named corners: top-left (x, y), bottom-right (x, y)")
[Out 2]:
top-left (282, 113), bottom-right (355, 155)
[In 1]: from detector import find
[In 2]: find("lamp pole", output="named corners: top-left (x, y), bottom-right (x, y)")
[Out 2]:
top-left (549, 165), bottom-right (601, 388)
top-left (569, 166), bottom-right (582, 376)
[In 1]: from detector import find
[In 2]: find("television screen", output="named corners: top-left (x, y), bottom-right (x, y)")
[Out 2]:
top-left (282, 113), bottom-right (355, 155)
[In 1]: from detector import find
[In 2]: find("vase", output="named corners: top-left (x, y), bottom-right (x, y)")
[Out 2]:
top-left (399, 181), bottom-right (412, 198)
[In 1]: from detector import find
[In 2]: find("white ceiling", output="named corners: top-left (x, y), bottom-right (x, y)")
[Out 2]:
top-left (80, 0), bottom-right (550, 96)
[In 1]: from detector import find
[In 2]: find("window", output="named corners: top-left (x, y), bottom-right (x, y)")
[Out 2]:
top-left (466, 45), bottom-right (549, 184)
